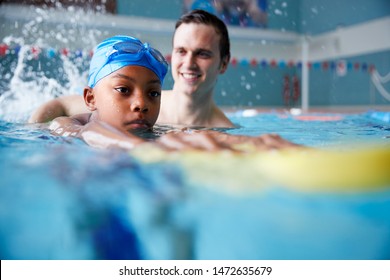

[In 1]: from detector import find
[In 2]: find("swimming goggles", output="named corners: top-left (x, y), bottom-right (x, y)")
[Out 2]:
top-left (106, 40), bottom-right (168, 69)
top-left (88, 36), bottom-right (168, 88)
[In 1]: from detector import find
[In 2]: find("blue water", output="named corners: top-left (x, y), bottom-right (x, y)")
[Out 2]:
top-left (0, 112), bottom-right (390, 259)
top-left (229, 110), bottom-right (390, 147)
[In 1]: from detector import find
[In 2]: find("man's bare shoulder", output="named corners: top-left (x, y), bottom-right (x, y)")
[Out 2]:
top-left (158, 90), bottom-right (175, 122)
top-left (212, 107), bottom-right (235, 128)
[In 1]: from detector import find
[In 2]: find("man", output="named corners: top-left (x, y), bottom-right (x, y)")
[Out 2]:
top-left (29, 9), bottom-right (234, 128)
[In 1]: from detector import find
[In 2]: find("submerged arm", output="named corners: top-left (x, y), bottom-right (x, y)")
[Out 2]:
top-left (49, 117), bottom-right (239, 152)
top-left (29, 95), bottom-right (87, 123)
top-left (49, 116), bottom-right (145, 150)
top-left (49, 117), bottom-right (300, 152)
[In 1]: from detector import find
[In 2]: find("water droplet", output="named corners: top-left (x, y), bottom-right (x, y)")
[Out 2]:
top-left (274, 9), bottom-right (282, 15)
top-left (311, 7), bottom-right (318, 14)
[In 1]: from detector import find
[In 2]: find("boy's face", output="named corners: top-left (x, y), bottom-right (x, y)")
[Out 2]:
top-left (84, 65), bottom-right (161, 133)
top-left (171, 23), bottom-right (228, 97)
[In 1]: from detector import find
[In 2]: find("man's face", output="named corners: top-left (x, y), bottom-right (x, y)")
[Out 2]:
top-left (171, 23), bottom-right (228, 98)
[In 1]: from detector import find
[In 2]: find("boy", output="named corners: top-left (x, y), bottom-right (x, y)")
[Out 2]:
top-left (49, 35), bottom-right (168, 150)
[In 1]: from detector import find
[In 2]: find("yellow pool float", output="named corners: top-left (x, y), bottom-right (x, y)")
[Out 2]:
top-left (131, 143), bottom-right (390, 193)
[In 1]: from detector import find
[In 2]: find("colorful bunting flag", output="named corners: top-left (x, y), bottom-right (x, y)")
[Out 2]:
top-left (0, 43), bottom-right (378, 74)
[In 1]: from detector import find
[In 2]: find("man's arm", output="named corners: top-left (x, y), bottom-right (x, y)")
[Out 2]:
top-left (176, 130), bottom-right (302, 151)
top-left (28, 95), bottom-right (87, 123)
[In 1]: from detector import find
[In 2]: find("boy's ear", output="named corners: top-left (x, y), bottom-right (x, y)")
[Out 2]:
top-left (219, 55), bottom-right (229, 74)
top-left (83, 87), bottom-right (97, 111)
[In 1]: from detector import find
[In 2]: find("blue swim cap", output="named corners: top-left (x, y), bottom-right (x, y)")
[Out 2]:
top-left (88, 35), bottom-right (168, 88)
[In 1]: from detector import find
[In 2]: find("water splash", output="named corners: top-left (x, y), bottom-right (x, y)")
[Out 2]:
top-left (0, 4), bottom-right (110, 122)
top-left (0, 44), bottom-right (88, 122)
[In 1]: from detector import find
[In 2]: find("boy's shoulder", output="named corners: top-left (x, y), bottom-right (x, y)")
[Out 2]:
top-left (71, 113), bottom-right (92, 125)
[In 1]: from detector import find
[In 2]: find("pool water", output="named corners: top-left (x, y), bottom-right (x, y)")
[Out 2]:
top-left (0, 111), bottom-right (389, 260)
top-left (227, 110), bottom-right (390, 151)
